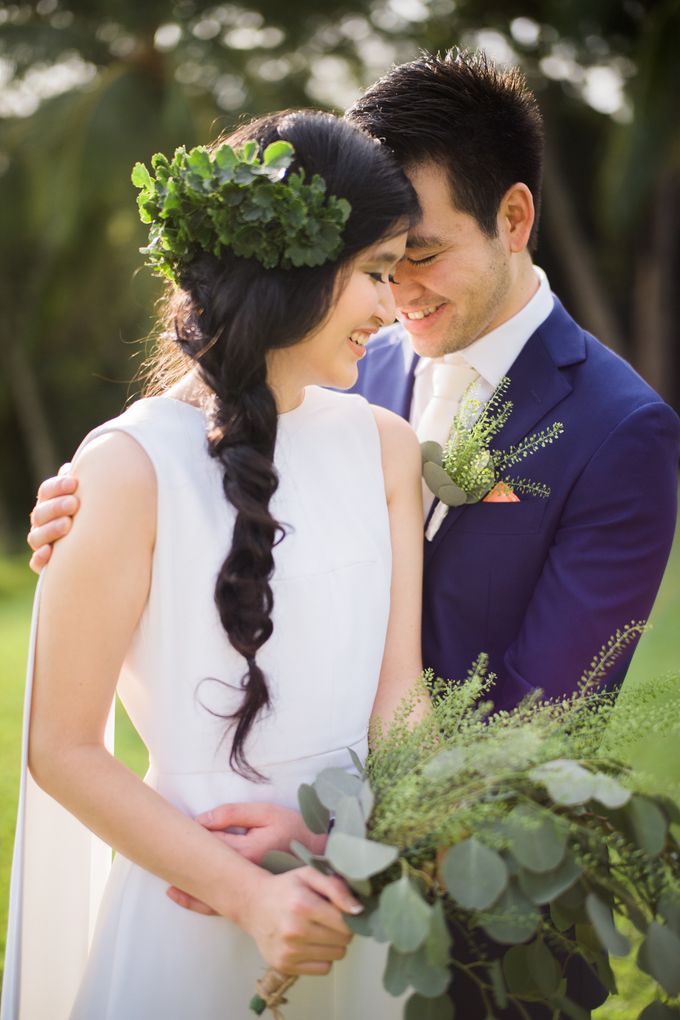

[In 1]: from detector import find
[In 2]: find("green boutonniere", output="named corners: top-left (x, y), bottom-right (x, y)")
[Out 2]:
top-left (422, 376), bottom-right (564, 509)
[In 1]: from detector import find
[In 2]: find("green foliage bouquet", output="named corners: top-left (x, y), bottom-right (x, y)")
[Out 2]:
top-left (251, 638), bottom-right (680, 1019)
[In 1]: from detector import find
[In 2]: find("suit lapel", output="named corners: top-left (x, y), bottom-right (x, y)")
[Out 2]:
top-left (424, 300), bottom-right (586, 558)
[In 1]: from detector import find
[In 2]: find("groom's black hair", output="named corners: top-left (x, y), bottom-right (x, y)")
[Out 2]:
top-left (346, 49), bottom-right (544, 251)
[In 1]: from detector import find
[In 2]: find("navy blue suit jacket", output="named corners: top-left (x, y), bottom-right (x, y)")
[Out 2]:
top-left (351, 297), bottom-right (680, 709)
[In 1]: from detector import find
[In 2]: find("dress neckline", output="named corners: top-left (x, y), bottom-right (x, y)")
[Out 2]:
top-left (154, 387), bottom-right (321, 424)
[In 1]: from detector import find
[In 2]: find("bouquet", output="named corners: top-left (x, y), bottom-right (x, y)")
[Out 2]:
top-left (250, 631), bottom-right (680, 1019)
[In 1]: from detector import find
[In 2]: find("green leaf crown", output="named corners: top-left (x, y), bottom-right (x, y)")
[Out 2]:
top-left (131, 139), bottom-right (352, 282)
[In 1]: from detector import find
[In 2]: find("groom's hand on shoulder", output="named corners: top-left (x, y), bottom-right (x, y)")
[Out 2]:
top-left (166, 802), bottom-right (326, 914)
top-left (27, 466), bottom-right (79, 573)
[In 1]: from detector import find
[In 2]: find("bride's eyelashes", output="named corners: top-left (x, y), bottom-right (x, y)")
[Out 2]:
top-left (367, 271), bottom-right (397, 284)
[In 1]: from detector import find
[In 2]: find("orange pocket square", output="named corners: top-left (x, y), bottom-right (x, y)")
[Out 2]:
top-left (483, 482), bottom-right (520, 503)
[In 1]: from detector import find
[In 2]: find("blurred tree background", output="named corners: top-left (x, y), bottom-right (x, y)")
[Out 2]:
top-left (1, 0), bottom-right (679, 546)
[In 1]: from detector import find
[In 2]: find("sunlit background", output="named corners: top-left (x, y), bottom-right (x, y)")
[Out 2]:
top-left (0, 0), bottom-right (678, 542)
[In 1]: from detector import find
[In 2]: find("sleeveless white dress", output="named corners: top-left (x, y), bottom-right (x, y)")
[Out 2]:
top-left (2, 386), bottom-right (403, 1020)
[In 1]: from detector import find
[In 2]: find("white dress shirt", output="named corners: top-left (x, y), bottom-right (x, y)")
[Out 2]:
top-left (407, 267), bottom-right (555, 431)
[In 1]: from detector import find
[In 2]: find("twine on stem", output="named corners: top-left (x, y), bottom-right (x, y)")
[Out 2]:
top-left (249, 968), bottom-right (298, 1018)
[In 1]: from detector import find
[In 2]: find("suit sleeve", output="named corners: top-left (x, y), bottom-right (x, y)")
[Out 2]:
top-left (496, 400), bottom-right (680, 709)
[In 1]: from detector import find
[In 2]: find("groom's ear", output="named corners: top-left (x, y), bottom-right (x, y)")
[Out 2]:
top-left (498, 183), bottom-right (535, 254)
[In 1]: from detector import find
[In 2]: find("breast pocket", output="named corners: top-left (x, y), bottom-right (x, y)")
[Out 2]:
top-left (455, 499), bottom-right (548, 535)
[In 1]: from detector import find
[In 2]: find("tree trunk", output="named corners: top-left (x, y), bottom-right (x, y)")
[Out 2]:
top-left (542, 145), bottom-right (624, 354)
top-left (632, 169), bottom-right (678, 405)
top-left (1, 334), bottom-right (58, 489)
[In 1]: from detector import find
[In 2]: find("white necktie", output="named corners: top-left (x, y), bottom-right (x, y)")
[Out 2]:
top-left (416, 360), bottom-right (479, 515)
top-left (416, 360), bottom-right (479, 447)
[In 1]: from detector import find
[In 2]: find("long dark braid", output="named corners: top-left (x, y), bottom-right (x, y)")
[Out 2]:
top-left (161, 111), bottom-right (419, 779)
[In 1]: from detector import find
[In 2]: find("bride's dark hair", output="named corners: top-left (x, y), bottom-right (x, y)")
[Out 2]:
top-left (157, 110), bottom-right (419, 779)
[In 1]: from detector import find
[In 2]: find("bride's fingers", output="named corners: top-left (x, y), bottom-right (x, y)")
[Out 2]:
top-left (301, 868), bottom-right (363, 925)
top-left (165, 887), bottom-right (216, 915)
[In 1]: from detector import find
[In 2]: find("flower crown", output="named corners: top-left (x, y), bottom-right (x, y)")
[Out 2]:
top-left (131, 139), bottom-right (352, 282)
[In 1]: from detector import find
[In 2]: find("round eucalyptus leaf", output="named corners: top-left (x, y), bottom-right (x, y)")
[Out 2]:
top-left (441, 838), bottom-right (509, 911)
top-left (590, 773), bottom-right (632, 809)
top-left (518, 852), bottom-right (582, 904)
top-left (585, 893), bottom-right (630, 957)
top-left (502, 945), bottom-right (539, 997)
top-left (314, 768), bottom-right (362, 811)
top-left (379, 874), bottom-right (432, 953)
top-left (261, 850), bottom-right (304, 874)
top-left (422, 747), bottom-right (467, 780)
top-left (297, 782), bottom-right (330, 835)
top-left (638, 1002), bottom-right (680, 1019)
top-left (334, 794), bottom-right (366, 838)
top-left (325, 832), bottom-right (398, 881)
top-left (481, 881), bottom-right (540, 945)
top-left (508, 804), bottom-right (568, 873)
top-left (383, 943), bottom-right (449, 999)
top-left (404, 992), bottom-right (454, 1020)
top-left (423, 461), bottom-right (453, 494)
top-left (527, 939), bottom-right (561, 995)
top-left (637, 922), bottom-right (680, 996)
top-left (421, 441), bottom-right (443, 467)
top-left (529, 760), bottom-right (596, 806)
top-left (438, 482), bottom-right (468, 507)
top-left (626, 796), bottom-right (668, 856)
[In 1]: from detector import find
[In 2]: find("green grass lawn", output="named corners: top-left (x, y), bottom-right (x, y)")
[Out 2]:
top-left (1, 525), bottom-right (679, 1014)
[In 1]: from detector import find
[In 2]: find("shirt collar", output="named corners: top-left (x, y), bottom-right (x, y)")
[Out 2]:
top-left (412, 267), bottom-right (554, 385)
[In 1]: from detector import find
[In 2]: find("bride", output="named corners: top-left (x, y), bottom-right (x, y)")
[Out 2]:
top-left (2, 110), bottom-right (424, 1019)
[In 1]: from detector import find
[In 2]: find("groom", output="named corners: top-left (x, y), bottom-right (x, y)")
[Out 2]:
top-left (345, 50), bottom-right (680, 708)
top-left (28, 48), bottom-right (680, 1017)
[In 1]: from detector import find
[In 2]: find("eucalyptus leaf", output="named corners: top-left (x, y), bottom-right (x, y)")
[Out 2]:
top-left (359, 780), bottom-right (375, 821)
top-left (529, 760), bottom-right (596, 805)
top-left (423, 461), bottom-right (455, 494)
top-left (638, 1002), bottom-right (680, 1019)
top-left (261, 850), bottom-right (303, 874)
top-left (590, 772), bottom-right (632, 809)
top-left (518, 852), bottom-right (582, 904)
top-left (441, 838), bottom-right (508, 911)
top-left (425, 900), bottom-right (452, 969)
top-left (658, 892), bottom-right (680, 936)
top-left (314, 768), bottom-right (362, 811)
top-left (383, 943), bottom-right (449, 998)
top-left (502, 945), bottom-right (539, 997)
top-left (420, 441), bottom-right (443, 466)
top-left (345, 898), bottom-right (376, 936)
top-left (626, 796), bottom-right (668, 856)
top-left (325, 832), bottom-right (398, 881)
top-left (481, 881), bottom-right (540, 945)
top-left (438, 482), bottom-right (468, 507)
top-left (347, 747), bottom-right (365, 778)
top-left (585, 893), bottom-right (630, 957)
top-left (508, 804), bottom-right (568, 873)
top-left (404, 992), bottom-right (454, 1020)
top-left (526, 939), bottom-right (561, 995)
top-left (637, 922), bottom-right (680, 996)
top-left (334, 795), bottom-right (366, 838)
top-left (379, 874), bottom-right (432, 953)
top-left (297, 783), bottom-right (330, 835)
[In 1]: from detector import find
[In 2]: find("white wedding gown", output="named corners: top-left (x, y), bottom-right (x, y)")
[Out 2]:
top-left (2, 386), bottom-right (404, 1019)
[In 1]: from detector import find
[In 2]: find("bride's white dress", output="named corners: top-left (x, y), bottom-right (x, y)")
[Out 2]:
top-left (2, 386), bottom-right (403, 1019)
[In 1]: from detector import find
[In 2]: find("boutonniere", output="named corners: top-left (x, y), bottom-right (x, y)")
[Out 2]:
top-left (422, 376), bottom-right (564, 540)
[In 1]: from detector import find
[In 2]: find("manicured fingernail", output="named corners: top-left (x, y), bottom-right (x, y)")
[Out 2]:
top-left (348, 903), bottom-right (364, 915)
top-left (196, 810), bottom-right (212, 823)
top-left (61, 497), bottom-right (76, 512)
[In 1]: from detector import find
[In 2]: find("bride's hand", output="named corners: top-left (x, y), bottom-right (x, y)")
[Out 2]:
top-left (166, 802), bottom-right (327, 914)
top-left (243, 866), bottom-right (360, 976)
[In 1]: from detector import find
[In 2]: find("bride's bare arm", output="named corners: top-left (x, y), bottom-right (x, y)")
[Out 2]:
top-left (28, 431), bottom-right (359, 973)
top-left (369, 405), bottom-right (426, 729)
